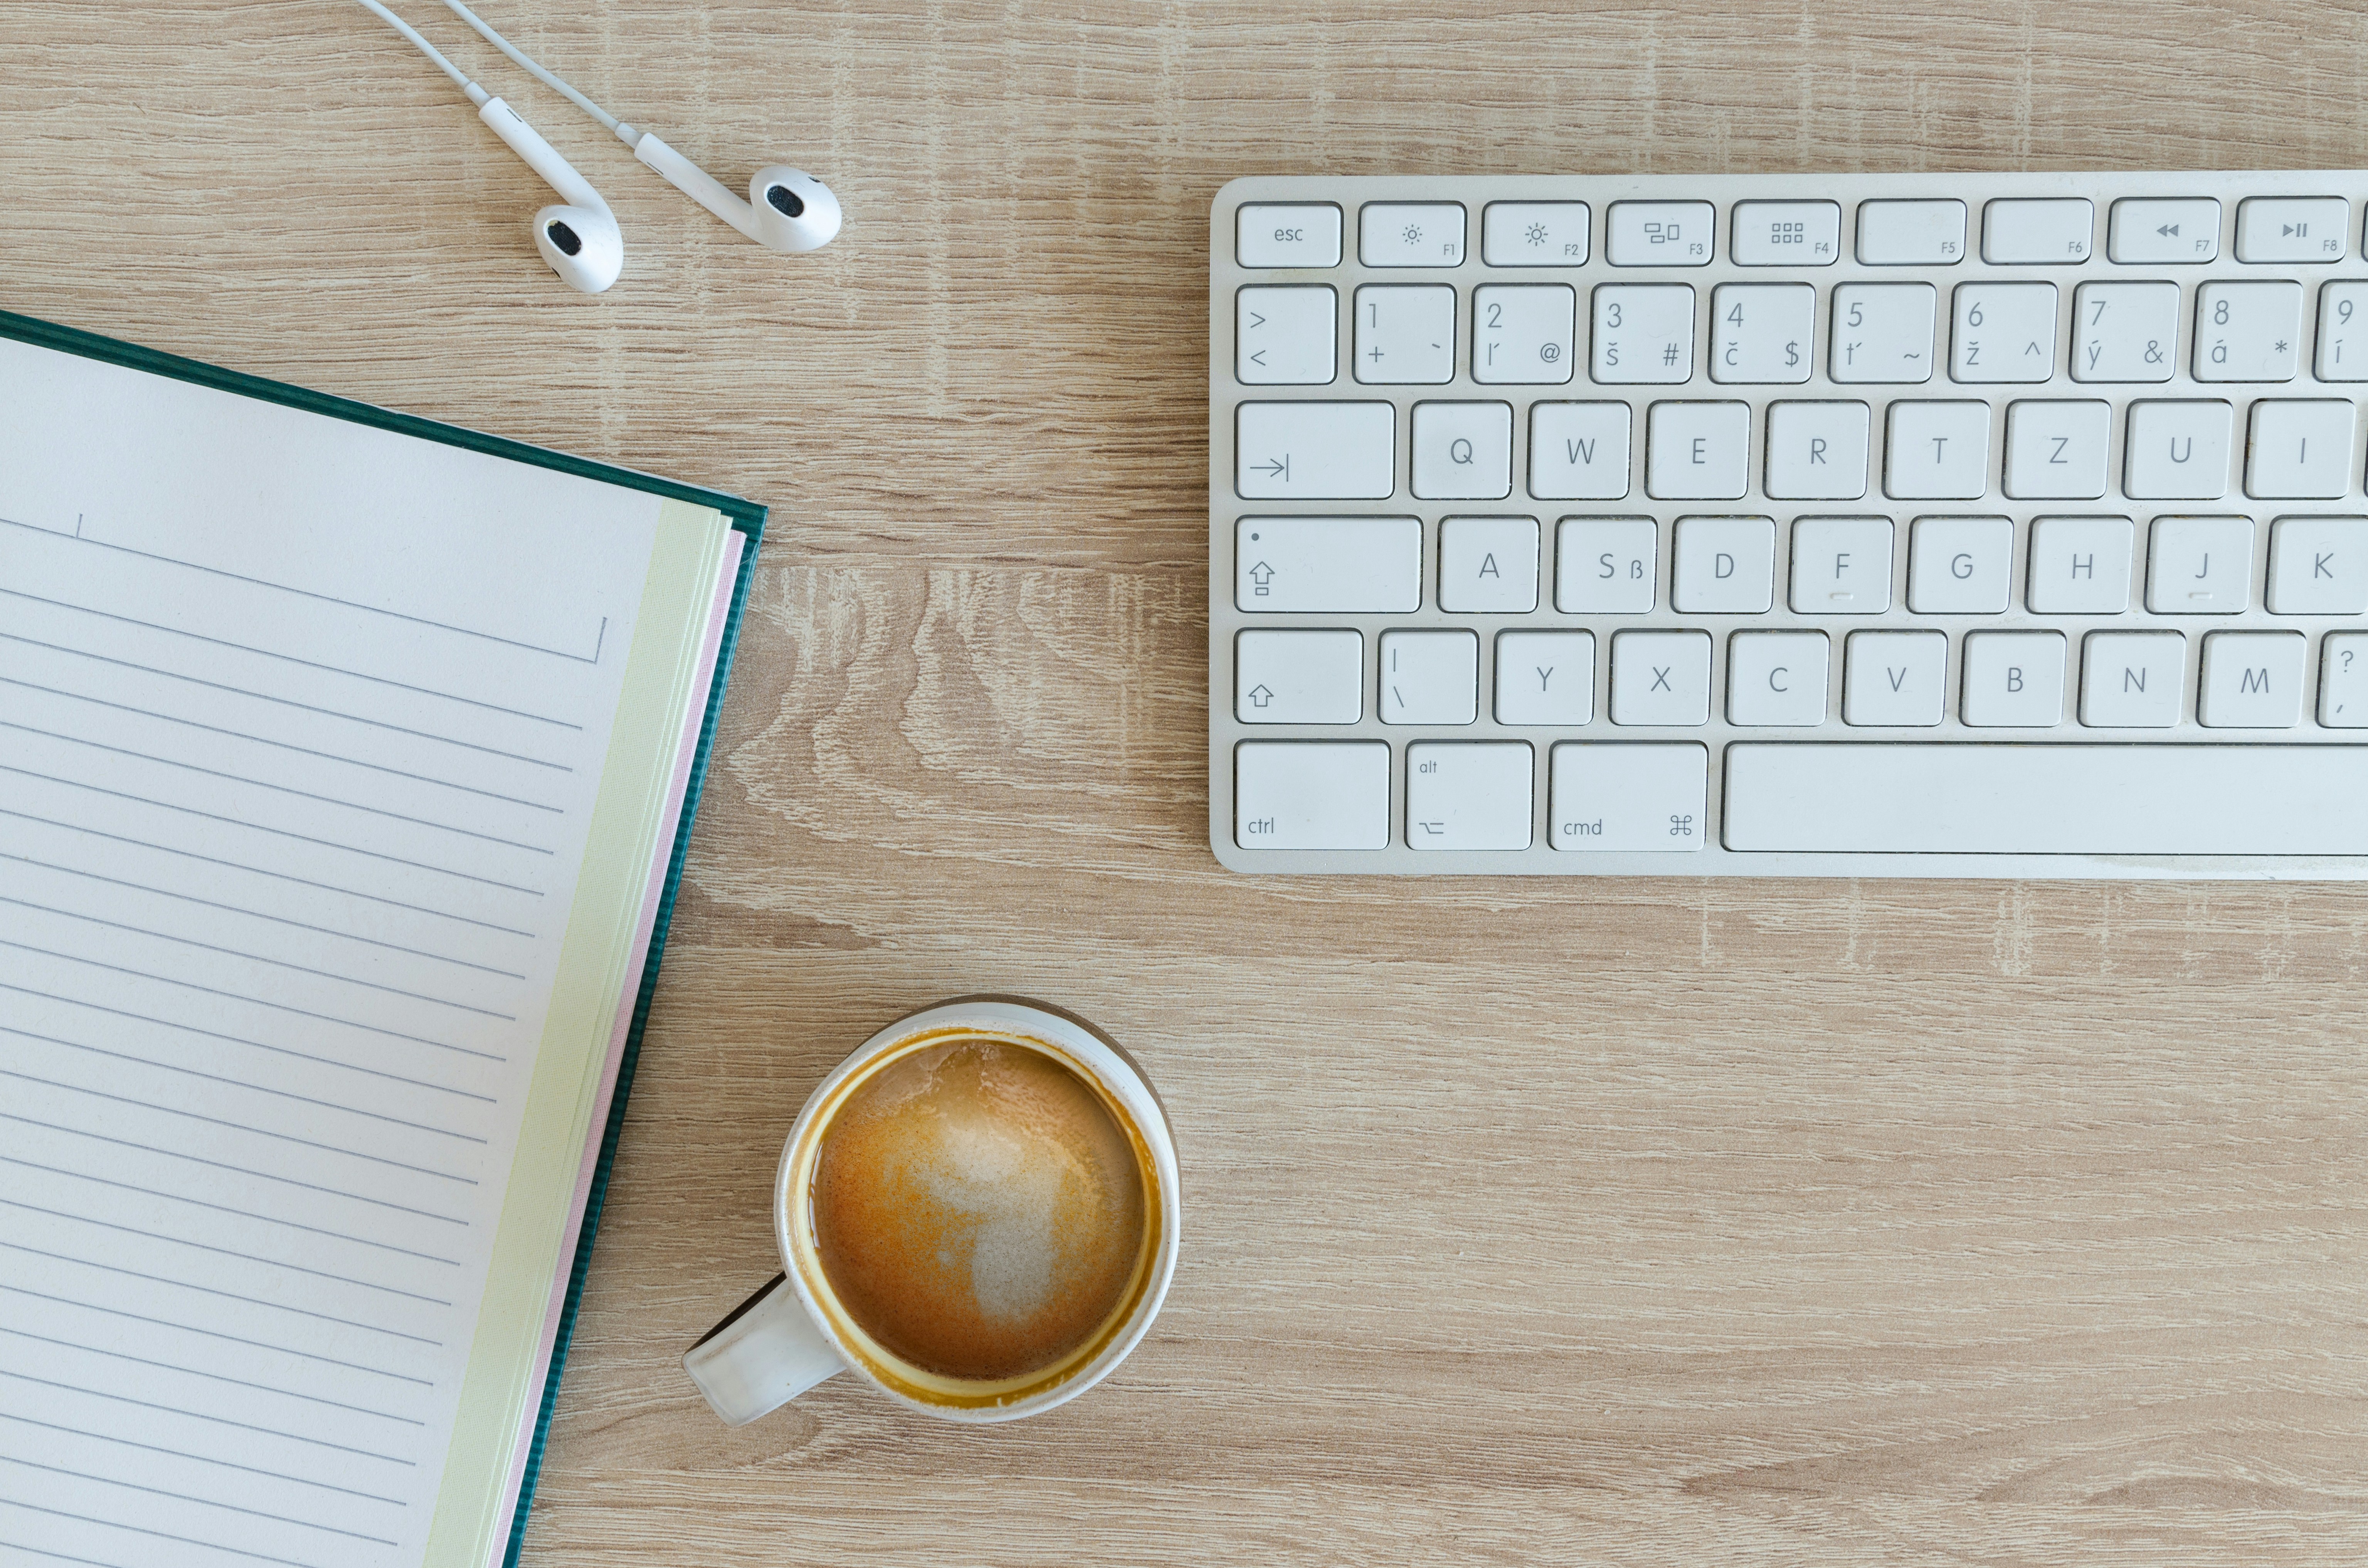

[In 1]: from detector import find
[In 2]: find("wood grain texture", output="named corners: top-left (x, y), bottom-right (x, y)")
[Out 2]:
top-left (6, 2), bottom-right (2368, 1561)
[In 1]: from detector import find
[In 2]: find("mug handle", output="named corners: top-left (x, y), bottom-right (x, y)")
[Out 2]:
top-left (682, 1272), bottom-right (846, 1425)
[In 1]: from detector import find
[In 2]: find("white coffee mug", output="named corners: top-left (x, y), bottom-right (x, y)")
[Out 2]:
top-left (682, 996), bottom-right (1181, 1425)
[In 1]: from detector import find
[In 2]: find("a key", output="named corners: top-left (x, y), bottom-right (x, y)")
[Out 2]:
top-left (1591, 284), bottom-right (1695, 384)
top-left (1556, 518), bottom-right (1658, 613)
top-left (1789, 516), bottom-right (1894, 613)
top-left (2245, 400), bottom-right (2357, 499)
top-left (1438, 515), bottom-right (1541, 613)
top-left (2079, 631), bottom-right (2186, 726)
top-left (1843, 630), bottom-right (1948, 725)
top-left (2268, 516), bottom-right (2368, 614)
top-left (1709, 283), bottom-right (1814, 383)
top-left (2072, 281), bottom-right (2178, 382)
top-left (1528, 402), bottom-right (1632, 499)
top-left (1238, 203), bottom-right (1342, 268)
top-left (2003, 399), bottom-right (2111, 500)
top-left (1360, 202), bottom-right (1466, 267)
top-left (1547, 743), bottom-right (1708, 851)
top-left (2107, 197), bottom-right (2220, 264)
top-left (1983, 198), bottom-right (2093, 264)
top-left (2123, 400), bottom-right (2234, 499)
top-left (1606, 201), bottom-right (1715, 265)
top-left (1354, 284), bottom-right (1455, 384)
top-left (2194, 281), bottom-right (2302, 381)
top-left (1472, 284), bottom-right (1576, 385)
top-left (1234, 517), bottom-right (1421, 612)
top-left (1857, 199), bottom-right (1966, 265)
top-left (1764, 401), bottom-right (1871, 501)
top-left (1493, 630), bottom-right (1596, 726)
top-left (2198, 632), bottom-right (2307, 727)
top-left (1645, 400), bottom-right (1750, 500)
top-left (1951, 281), bottom-right (2058, 382)
top-left (1378, 629), bottom-right (1479, 724)
top-left (1236, 285), bottom-right (1337, 385)
top-left (2235, 196), bottom-right (2348, 263)
top-left (1907, 515), bottom-right (2013, 613)
top-left (1234, 741), bottom-right (1389, 849)
top-left (1828, 283), bottom-right (1936, 383)
top-left (1405, 742), bottom-right (1534, 850)
top-left (2318, 282), bottom-right (2368, 380)
top-left (1234, 630), bottom-right (1363, 723)
top-left (1608, 630), bottom-right (1712, 725)
top-left (1731, 201), bottom-right (1840, 266)
top-left (2321, 633), bottom-right (2368, 725)
top-left (1410, 401), bottom-right (1513, 499)
top-left (2025, 515), bottom-right (2134, 613)
top-left (1671, 515), bottom-right (1776, 613)
top-left (1235, 402), bottom-right (1393, 499)
top-left (1727, 631), bottom-right (1830, 726)
top-left (1959, 631), bottom-right (2067, 726)
top-left (1482, 202), bottom-right (1590, 266)
top-left (2146, 516), bottom-right (2253, 613)
top-left (1884, 401), bottom-right (1991, 499)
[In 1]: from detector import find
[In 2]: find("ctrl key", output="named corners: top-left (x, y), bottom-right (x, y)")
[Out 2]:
top-left (1235, 741), bottom-right (1390, 849)
top-left (1548, 743), bottom-right (1708, 852)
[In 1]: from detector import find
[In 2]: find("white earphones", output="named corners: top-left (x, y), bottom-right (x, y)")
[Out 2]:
top-left (353, 0), bottom-right (622, 294)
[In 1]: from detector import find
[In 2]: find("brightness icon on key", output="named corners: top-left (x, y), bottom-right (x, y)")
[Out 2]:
top-left (1526, 223), bottom-right (1549, 245)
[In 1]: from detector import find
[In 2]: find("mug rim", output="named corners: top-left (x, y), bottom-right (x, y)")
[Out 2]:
top-left (769, 996), bottom-right (1181, 1423)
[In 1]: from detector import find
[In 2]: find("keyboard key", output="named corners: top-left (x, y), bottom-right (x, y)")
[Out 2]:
top-left (1723, 743), bottom-right (2368, 854)
top-left (1353, 284), bottom-right (1455, 384)
top-left (2026, 515), bottom-right (2134, 613)
top-left (1379, 629), bottom-right (1478, 724)
top-left (2194, 281), bottom-right (2302, 381)
top-left (1907, 515), bottom-right (2013, 613)
top-left (2235, 195), bottom-right (2349, 263)
top-left (1789, 516), bottom-right (1894, 613)
top-left (1609, 629), bottom-right (1712, 724)
top-left (1556, 518), bottom-right (1657, 613)
top-left (1764, 401), bottom-right (1871, 501)
top-left (2123, 399), bottom-right (2234, 499)
top-left (2146, 516), bottom-right (2252, 613)
top-left (1361, 202), bottom-right (1466, 267)
top-left (2071, 281), bottom-right (2178, 382)
top-left (1951, 282), bottom-right (2058, 382)
top-left (1472, 284), bottom-right (1576, 384)
top-left (1606, 201), bottom-right (1714, 265)
top-left (2080, 631), bottom-right (2185, 726)
top-left (2107, 197), bottom-right (2220, 264)
top-left (1960, 631), bottom-right (2067, 726)
top-left (1591, 284), bottom-right (1695, 384)
top-left (2245, 400), bottom-right (2358, 499)
top-left (1528, 402), bottom-right (1632, 499)
top-left (1438, 515), bottom-right (1540, 613)
top-left (1410, 401), bottom-right (1513, 499)
top-left (1235, 516), bottom-right (1421, 612)
top-left (1236, 402), bottom-right (1394, 499)
top-left (1236, 286), bottom-right (1337, 385)
top-left (1884, 401), bottom-right (1991, 499)
top-left (1235, 629), bottom-right (1363, 723)
top-left (1828, 283), bottom-right (1937, 383)
top-left (2004, 399), bottom-right (2110, 500)
top-left (1731, 200), bottom-right (1840, 266)
top-left (1709, 283), bottom-right (1814, 383)
top-left (2321, 633), bottom-right (2368, 724)
top-left (1982, 198), bottom-right (2094, 264)
top-left (1235, 741), bottom-right (1389, 849)
top-left (2199, 631), bottom-right (2307, 726)
top-left (1547, 743), bottom-right (1708, 850)
top-left (1238, 203), bottom-right (1342, 268)
top-left (1672, 515), bottom-right (1775, 612)
top-left (1483, 202), bottom-right (1589, 266)
top-left (2268, 516), bottom-right (2368, 614)
top-left (1857, 199), bottom-right (1966, 265)
top-left (1843, 630), bottom-right (1948, 725)
top-left (1645, 400), bottom-right (1750, 500)
top-left (1494, 631), bottom-right (1596, 725)
top-left (1727, 631), bottom-right (1830, 726)
top-left (2317, 281), bottom-right (2368, 380)
top-left (1406, 742), bottom-right (1533, 849)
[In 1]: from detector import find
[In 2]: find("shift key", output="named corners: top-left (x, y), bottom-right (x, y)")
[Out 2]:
top-left (1236, 516), bottom-right (1421, 611)
top-left (1236, 401), bottom-right (1395, 498)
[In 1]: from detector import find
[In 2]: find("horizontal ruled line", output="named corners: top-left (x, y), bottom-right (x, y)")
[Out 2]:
top-left (0, 1367), bottom-right (415, 1463)
top-left (0, 1412), bottom-right (406, 1506)
top-left (0, 1325), bottom-right (426, 1424)
top-left (0, 1455), bottom-right (396, 1547)
top-left (0, 1530), bottom-right (136, 1568)
top-left (0, 1502), bottom-right (325, 1568)
top-left (0, 583), bottom-right (584, 729)
top-left (0, 1284), bottom-right (432, 1386)
top-left (0, 1241), bottom-right (444, 1346)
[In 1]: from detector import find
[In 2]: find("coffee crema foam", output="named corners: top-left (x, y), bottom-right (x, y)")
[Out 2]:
top-left (810, 1037), bottom-right (1149, 1382)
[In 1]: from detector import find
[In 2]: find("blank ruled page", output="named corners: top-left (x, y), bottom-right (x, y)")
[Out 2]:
top-left (0, 338), bottom-right (681, 1568)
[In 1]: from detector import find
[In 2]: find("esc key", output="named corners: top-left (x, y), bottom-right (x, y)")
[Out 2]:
top-left (1239, 203), bottom-right (1342, 268)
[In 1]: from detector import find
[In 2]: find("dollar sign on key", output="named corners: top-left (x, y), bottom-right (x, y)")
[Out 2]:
top-left (1784, 341), bottom-right (1800, 367)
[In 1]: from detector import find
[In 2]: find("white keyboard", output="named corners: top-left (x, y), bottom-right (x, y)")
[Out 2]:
top-left (1208, 172), bottom-right (2368, 878)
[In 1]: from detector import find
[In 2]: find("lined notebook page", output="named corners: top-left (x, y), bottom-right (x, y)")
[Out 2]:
top-left (0, 339), bottom-right (676, 1568)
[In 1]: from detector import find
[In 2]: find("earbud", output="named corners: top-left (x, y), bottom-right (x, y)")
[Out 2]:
top-left (627, 133), bottom-right (843, 252)
top-left (476, 94), bottom-right (622, 293)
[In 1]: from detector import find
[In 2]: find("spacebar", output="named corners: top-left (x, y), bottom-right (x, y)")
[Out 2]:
top-left (1724, 745), bottom-right (2368, 855)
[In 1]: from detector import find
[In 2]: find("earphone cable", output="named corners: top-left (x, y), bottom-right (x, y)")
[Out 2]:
top-left (350, 0), bottom-right (478, 97)
top-left (433, 0), bottom-right (632, 141)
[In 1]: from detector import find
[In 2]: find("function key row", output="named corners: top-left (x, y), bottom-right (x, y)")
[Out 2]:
top-left (1236, 195), bottom-right (2358, 271)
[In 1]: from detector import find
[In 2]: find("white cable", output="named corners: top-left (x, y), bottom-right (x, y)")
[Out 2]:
top-left (432, 0), bottom-right (634, 143)
top-left (350, 0), bottom-right (483, 102)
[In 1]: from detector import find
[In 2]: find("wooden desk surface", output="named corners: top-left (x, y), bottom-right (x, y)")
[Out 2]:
top-left (8, 3), bottom-right (2367, 1561)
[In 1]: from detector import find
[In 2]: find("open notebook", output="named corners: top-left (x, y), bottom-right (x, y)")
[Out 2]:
top-left (0, 312), bottom-right (761, 1568)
